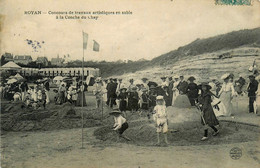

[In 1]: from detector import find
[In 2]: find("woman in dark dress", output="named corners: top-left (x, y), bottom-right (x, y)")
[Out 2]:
top-left (197, 82), bottom-right (219, 141)
top-left (76, 81), bottom-right (87, 106)
top-left (187, 76), bottom-right (199, 106)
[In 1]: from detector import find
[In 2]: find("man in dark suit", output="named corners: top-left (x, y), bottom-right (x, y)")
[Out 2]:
top-left (106, 78), bottom-right (113, 106)
top-left (247, 75), bottom-right (258, 113)
top-left (177, 75), bottom-right (188, 95)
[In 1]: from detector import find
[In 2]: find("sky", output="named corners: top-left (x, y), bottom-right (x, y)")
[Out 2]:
top-left (0, 0), bottom-right (260, 62)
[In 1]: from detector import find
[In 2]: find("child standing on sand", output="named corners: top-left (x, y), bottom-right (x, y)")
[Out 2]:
top-left (153, 96), bottom-right (169, 145)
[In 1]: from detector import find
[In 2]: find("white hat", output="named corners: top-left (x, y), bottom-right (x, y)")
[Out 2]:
top-left (173, 75), bottom-right (179, 79)
top-left (156, 96), bottom-right (164, 100)
top-left (221, 73), bottom-right (230, 80)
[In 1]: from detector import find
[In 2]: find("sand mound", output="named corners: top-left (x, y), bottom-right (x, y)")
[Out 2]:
top-left (173, 95), bottom-right (191, 108)
top-left (94, 121), bottom-right (259, 146)
top-left (1, 101), bottom-right (103, 132)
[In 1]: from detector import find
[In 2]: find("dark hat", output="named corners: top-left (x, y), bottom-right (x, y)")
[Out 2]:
top-left (198, 82), bottom-right (212, 90)
top-left (141, 77), bottom-right (148, 81)
top-left (169, 77), bottom-right (173, 80)
top-left (163, 85), bottom-right (168, 89)
top-left (113, 78), bottom-right (117, 81)
top-left (149, 85), bottom-right (156, 89)
top-left (129, 79), bottom-right (134, 82)
top-left (161, 76), bottom-right (166, 79)
top-left (187, 76), bottom-right (196, 81)
top-left (109, 110), bottom-right (122, 115)
top-left (249, 75), bottom-right (255, 78)
top-left (118, 78), bottom-right (122, 81)
top-left (132, 86), bottom-right (138, 90)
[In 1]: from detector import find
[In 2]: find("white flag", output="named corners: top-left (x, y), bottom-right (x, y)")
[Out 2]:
top-left (83, 32), bottom-right (88, 50)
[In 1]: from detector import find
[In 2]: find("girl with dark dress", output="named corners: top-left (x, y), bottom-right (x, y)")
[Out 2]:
top-left (128, 87), bottom-right (139, 112)
top-left (118, 88), bottom-right (128, 117)
top-left (187, 76), bottom-right (199, 106)
top-left (197, 82), bottom-right (219, 141)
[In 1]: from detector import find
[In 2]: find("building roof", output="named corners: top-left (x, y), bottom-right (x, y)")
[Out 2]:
top-left (1, 61), bottom-right (22, 69)
top-left (14, 55), bottom-right (32, 60)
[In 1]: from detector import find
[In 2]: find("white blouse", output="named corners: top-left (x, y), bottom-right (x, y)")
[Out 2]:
top-left (219, 82), bottom-right (236, 96)
top-left (113, 115), bottom-right (126, 130)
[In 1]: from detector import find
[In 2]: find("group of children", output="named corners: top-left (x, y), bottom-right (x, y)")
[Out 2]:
top-left (110, 82), bottom-right (220, 145)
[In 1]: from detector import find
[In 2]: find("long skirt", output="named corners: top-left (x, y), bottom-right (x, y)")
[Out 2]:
top-left (76, 92), bottom-right (87, 106)
top-left (213, 102), bottom-right (227, 117)
top-left (171, 91), bottom-right (179, 106)
top-left (256, 95), bottom-right (260, 113)
top-left (220, 91), bottom-right (233, 116)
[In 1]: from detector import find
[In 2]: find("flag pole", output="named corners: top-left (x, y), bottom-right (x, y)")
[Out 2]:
top-left (81, 31), bottom-right (85, 149)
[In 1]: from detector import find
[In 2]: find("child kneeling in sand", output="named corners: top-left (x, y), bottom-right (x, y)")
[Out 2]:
top-left (110, 110), bottom-right (131, 141)
top-left (153, 96), bottom-right (169, 145)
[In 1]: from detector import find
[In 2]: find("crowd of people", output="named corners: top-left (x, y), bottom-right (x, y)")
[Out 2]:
top-left (106, 73), bottom-right (259, 143)
top-left (0, 77), bottom-right (90, 109)
top-left (93, 73), bottom-right (259, 117)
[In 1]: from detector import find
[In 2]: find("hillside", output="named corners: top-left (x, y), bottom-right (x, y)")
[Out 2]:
top-left (68, 27), bottom-right (260, 77)
top-left (150, 27), bottom-right (260, 66)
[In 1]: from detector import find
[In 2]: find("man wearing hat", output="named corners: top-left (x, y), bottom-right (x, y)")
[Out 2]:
top-left (106, 78), bottom-right (118, 108)
top-left (177, 75), bottom-right (188, 95)
top-left (160, 76), bottom-right (168, 88)
top-left (93, 78), bottom-right (104, 109)
top-left (187, 76), bottom-right (199, 106)
top-left (247, 75), bottom-right (258, 113)
top-left (141, 77), bottom-right (149, 91)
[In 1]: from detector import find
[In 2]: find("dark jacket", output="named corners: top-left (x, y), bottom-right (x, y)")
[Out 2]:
top-left (187, 83), bottom-right (199, 98)
top-left (248, 79), bottom-right (259, 97)
top-left (198, 91), bottom-right (219, 126)
top-left (177, 81), bottom-right (188, 94)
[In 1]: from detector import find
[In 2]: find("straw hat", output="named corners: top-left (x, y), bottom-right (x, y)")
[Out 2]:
top-left (120, 87), bottom-right (127, 91)
top-left (156, 96), bottom-right (164, 100)
top-left (109, 110), bottom-right (122, 115)
top-left (173, 75), bottom-right (179, 79)
top-left (221, 73), bottom-right (230, 80)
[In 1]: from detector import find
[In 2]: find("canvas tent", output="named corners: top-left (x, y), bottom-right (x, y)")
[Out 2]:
top-left (1, 61), bottom-right (22, 70)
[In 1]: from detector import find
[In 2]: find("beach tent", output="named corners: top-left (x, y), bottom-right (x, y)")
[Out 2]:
top-left (7, 78), bottom-right (18, 84)
top-left (1, 61), bottom-right (22, 70)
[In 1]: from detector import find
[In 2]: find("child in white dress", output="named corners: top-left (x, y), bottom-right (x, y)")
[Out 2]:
top-left (153, 96), bottom-right (169, 145)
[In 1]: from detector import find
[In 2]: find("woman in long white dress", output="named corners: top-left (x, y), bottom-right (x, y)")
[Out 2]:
top-left (218, 74), bottom-right (237, 116)
top-left (171, 76), bottom-right (180, 106)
